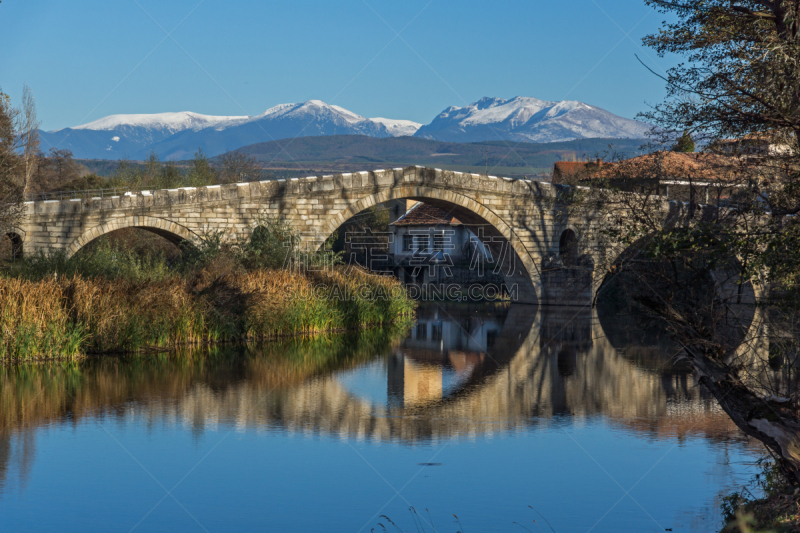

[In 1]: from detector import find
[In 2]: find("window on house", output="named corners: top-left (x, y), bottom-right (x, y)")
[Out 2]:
top-left (403, 234), bottom-right (414, 252)
top-left (431, 324), bottom-right (442, 342)
top-left (414, 235), bottom-right (429, 252)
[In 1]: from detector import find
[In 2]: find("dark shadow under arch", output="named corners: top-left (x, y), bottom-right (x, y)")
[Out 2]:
top-left (67, 216), bottom-right (198, 258)
top-left (1, 232), bottom-right (23, 261)
top-left (595, 237), bottom-right (757, 356)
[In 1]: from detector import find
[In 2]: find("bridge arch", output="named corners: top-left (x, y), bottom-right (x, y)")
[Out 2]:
top-left (66, 216), bottom-right (199, 258)
top-left (594, 236), bottom-right (765, 361)
top-left (319, 186), bottom-right (542, 305)
top-left (2, 231), bottom-right (24, 261)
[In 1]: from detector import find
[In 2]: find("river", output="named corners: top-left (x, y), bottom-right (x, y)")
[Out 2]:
top-left (0, 303), bottom-right (761, 532)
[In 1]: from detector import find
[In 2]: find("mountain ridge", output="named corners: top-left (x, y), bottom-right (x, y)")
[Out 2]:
top-left (39, 97), bottom-right (650, 160)
top-left (415, 96), bottom-right (650, 143)
top-left (76, 135), bottom-right (649, 180)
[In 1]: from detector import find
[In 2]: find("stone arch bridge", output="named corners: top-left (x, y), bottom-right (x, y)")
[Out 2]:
top-left (13, 166), bottom-right (673, 305)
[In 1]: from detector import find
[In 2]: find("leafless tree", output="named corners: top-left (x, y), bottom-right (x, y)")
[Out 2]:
top-left (43, 148), bottom-right (80, 191)
top-left (17, 84), bottom-right (39, 198)
top-left (0, 90), bottom-right (24, 236)
top-left (31, 148), bottom-right (80, 194)
top-left (218, 150), bottom-right (260, 184)
top-left (561, 0), bottom-right (800, 485)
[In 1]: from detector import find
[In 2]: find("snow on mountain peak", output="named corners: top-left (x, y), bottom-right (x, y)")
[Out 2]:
top-left (72, 111), bottom-right (247, 133)
top-left (41, 96), bottom-right (650, 160)
top-left (414, 96), bottom-right (651, 143)
top-left (258, 100), bottom-right (366, 124)
top-left (260, 103), bottom-right (297, 117)
top-left (369, 117), bottom-right (422, 137)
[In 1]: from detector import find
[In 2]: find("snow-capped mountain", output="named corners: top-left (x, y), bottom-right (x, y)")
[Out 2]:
top-left (369, 118), bottom-right (422, 137)
top-left (72, 111), bottom-right (248, 133)
top-left (39, 101), bottom-right (422, 160)
top-left (38, 97), bottom-right (647, 160)
top-left (39, 111), bottom-right (245, 161)
top-left (413, 96), bottom-right (650, 143)
top-left (149, 101), bottom-right (422, 160)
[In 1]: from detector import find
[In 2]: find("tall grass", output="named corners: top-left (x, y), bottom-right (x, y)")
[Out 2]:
top-left (0, 277), bottom-right (87, 359)
top-left (0, 214), bottom-right (415, 361)
top-left (0, 267), bottom-right (414, 361)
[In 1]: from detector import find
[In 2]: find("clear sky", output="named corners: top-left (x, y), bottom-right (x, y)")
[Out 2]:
top-left (0, 0), bottom-right (677, 131)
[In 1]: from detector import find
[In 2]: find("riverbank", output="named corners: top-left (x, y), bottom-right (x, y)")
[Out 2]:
top-left (721, 461), bottom-right (800, 533)
top-left (0, 266), bottom-right (415, 361)
top-left (728, 493), bottom-right (800, 532)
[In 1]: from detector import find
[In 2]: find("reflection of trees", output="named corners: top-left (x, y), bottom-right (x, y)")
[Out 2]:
top-left (0, 304), bottom-right (757, 487)
top-left (0, 326), bottom-right (408, 487)
top-left (0, 432), bottom-right (35, 495)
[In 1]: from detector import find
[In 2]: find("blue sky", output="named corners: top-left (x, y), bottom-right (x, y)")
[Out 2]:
top-left (1, 0), bottom-right (676, 131)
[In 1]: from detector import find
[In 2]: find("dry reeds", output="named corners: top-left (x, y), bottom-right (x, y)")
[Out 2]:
top-left (0, 266), bottom-right (414, 361)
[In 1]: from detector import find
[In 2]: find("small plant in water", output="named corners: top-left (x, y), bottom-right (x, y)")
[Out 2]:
top-left (374, 506), bottom-right (560, 533)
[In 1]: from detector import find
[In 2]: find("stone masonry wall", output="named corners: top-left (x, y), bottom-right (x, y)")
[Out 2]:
top-left (17, 166), bottom-right (625, 305)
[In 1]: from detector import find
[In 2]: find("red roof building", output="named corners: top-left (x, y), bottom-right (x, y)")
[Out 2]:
top-left (390, 202), bottom-right (463, 226)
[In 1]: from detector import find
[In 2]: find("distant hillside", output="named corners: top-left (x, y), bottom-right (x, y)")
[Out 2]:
top-left (229, 135), bottom-right (649, 177)
top-left (74, 136), bottom-right (650, 180)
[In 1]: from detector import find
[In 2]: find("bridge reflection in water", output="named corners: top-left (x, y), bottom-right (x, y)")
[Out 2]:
top-left (385, 306), bottom-right (503, 407)
top-left (326, 303), bottom-right (743, 443)
top-left (0, 303), bottom-right (749, 452)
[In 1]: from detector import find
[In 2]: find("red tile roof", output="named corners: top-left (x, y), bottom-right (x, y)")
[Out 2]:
top-left (552, 161), bottom-right (609, 183)
top-left (553, 152), bottom-right (737, 183)
top-left (593, 152), bottom-right (734, 182)
top-left (390, 203), bottom-right (463, 226)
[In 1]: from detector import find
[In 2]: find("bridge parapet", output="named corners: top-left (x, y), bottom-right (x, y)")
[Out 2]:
top-left (22, 166), bottom-right (561, 216)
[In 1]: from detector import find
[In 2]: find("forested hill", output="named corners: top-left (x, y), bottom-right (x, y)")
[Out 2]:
top-left (228, 135), bottom-right (649, 177)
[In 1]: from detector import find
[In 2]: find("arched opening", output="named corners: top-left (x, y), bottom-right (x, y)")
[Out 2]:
top-left (538, 228), bottom-right (594, 306)
top-left (62, 217), bottom-right (200, 280)
top-left (324, 203), bottom-right (391, 273)
top-left (75, 227), bottom-right (183, 260)
top-left (67, 217), bottom-right (197, 259)
top-left (1, 233), bottom-right (23, 262)
top-left (67, 227), bottom-right (187, 279)
top-left (595, 241), bottom-right (757, 359)
top-left (321, 196), bottom-right (539, 305)
top-left (559, 229), bottom-right (577, 266)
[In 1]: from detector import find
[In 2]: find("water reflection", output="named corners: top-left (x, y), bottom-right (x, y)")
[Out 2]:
top-left (333, 304), bottom-right (747, 445)
top-left (386, 305), bottom-right (505, 407)
top-left (1, 304), bottom-right (751, 455)
top-left (0, 303), bottom-right (759, 531)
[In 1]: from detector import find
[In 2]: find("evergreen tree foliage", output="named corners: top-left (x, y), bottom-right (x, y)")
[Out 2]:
top-left (673, 130), bottom-right (695, 152)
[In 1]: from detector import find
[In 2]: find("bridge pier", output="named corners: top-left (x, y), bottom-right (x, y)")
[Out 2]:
top-left (539, 262), bottom-right (595, 307)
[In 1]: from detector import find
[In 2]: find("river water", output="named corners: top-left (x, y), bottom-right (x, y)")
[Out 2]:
top-left (0, 303), bottom-right (761, 532)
